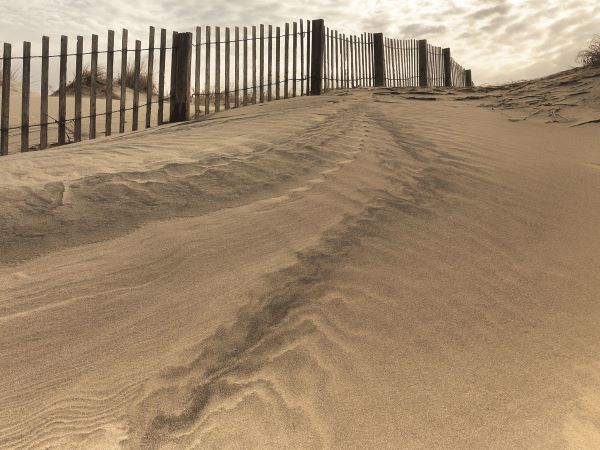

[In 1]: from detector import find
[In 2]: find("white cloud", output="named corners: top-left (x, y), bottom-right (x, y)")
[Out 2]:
top-left (0, 0), bottom-right (598, 84)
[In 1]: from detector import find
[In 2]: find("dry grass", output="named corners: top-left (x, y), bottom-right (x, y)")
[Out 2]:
top-left (577, 34), bottom-right (600, 67)
top-left (0, 61), bottom-right (20, 85)
top-left (116, 59), bottom-right (157, 94)
top-left (54, 59), bottom-right (157, 97)
top-left (61, 65), bottom-right (114, 97)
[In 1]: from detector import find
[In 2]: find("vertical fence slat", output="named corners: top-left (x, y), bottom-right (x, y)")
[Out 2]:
top-left (194, 26), bottom-right (201, 119)
top-left (259, 24), bottom-right (264, 103)
top-left (326, 27), bottom-right (331, 91)
top-left (74, 36), bottom-right (83, 142)
top-left (393, 38), bottom-right (397, 85)
top-left (170, 32), bottom-right (193, 122)
top-left (292, 22), bottom-right (297, 97)
top-left (331, 28), bottom-right (335, 90)
top-left (400, 39), bottom-right (404, 86)
top-left (358, 35), bottom-right (362, 87)
top-left (351, 35), bottom-right (356, 88)
top-left (169, 31), bottom-right (178, 121)
top-left (276, 26), bottom-right (281, 100)
top-left (39, 36), bottom-right (49, 149)
top-left (359, 33), bottom-right (363, 86)
top-left (338, 33), bottom-right (342, 88)
top-left (333, 30), bottom-right (337, 88)
top-left (333, 30), bottom-right (337, 89)
top-left (322, 27), bottom-right (331, 92)
top-left (309, 19), bottom-right (324, 95)
top-left (242, 27), bottom-right (248, 106)
top-left (409, 39), bottom-right (412, 87)
top-left (339, 34), bottom-right (343, 88)
top-left (132, 39), bottom-right (141, 131)
top-left (243, 27), bottom-right (248, 106)
top-left (466, 69), bottom-right (472, 87)
top-left (284, 23), bottom-right (289, 98)
top-left (398, 39), bottom-right (403, 86)
top-left (147, 26), bottom-right (155, 127)
top-left (394, 38), bottom-right (399, 86)
top-left (383, 37), bottom-right (387, 84)
top-left (300, 19), bottom-right (304, 96)
top-left (21, 41), bottom-right (31, 152)
top-left (347, 35), bottom-right (351, 88)
top-left (306, 20), bottom-right (311, 95)
top-left (215, 27), bottom-right (221, 112)
top-left (406, 39), bottom-right (409, 86)
top-left (355, 35), bottom-right (359, 87)
top-left (410, 40), bottom-right (414, 87)
top-left (364, 34), bottom-right (368, 86)
top-left (119, 29), bottom-right (128, 133)
top-left (205, 27), bottom-right (211, 114)
top-left (225, 27), bottom-right (230, 110)
top-left (399, 39), bottom-right (404, 86)
top-left (354, 33), bottom-right (358, 86)
top-left (354, 34), bottom-right (358, 86)
top-left (390, 39), bottom-right (396, 86)
top-left (58, 36), bottom-right (68, 145)
top-left (342, 34), bottom-right (346, 88)
top-left (106, 30), bottom-right (114, 134)
top-left (349, 34), bottom-right (353, 87)
top-left (346, 34), bottom-right (350, 88)
top-left (90, 34), bottom-right (98, 139)
top-left (158, 28), bottom-right (166, 124)
top-left (252, 25), bottom-right (257, 104)
top-left (408, 40), bottom-right (412, 86)
top-left (235, 27), bottom-right (240, 107)
top-left (267, 25), bottom-right (273, 101)
top-left (1, 43), bottom-right (11, 155)
top-left (438, 47), bottom-right (442, 86)
top-left (388, 38), bottom-right (392, 84)
top-left (335, 31), bottom-right (339, 88)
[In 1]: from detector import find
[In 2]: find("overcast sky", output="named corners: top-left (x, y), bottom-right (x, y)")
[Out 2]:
top-left (1, 0), bottom-right (599, 85)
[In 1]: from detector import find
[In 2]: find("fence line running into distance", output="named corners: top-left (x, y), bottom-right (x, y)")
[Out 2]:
top-left (0, 19), bottom-right (473, 156)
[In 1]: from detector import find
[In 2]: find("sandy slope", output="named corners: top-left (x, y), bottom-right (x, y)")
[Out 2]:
top-left (1, 75), bottom-right (600, 448)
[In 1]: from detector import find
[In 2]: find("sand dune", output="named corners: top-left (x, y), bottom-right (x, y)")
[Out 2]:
top-left (1, 69), bottom-right (600, 448)
top-left (458, 65), bottom-right (600, 126)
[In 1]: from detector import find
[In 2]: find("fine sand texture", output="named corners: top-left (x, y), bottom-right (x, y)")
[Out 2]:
top-left (1, 69), bottom-right (600, 448)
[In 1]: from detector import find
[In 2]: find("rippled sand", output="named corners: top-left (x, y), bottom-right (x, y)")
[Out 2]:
top-left (1, 72), bottom-right (600, 448)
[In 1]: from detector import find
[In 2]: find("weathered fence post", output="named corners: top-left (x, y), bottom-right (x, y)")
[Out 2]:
top-left (1, 43), bottom-right (11, 156)
top-left (373, 33), bottom-right (385, 87)
top-left (170, 32), bottom-right (193, 123)
top-left (418, 39), bottom-right (428, 87)
top-left (58, 36), bottom-right (68, 145)
top-left (443, 48), bottom-right (452, 87)
top-left (310, 19), bottom-right (325, 95)
top-left (21, 41), bottom-right (31, 152)
top-left (465, 69), bottom-right (473, 87)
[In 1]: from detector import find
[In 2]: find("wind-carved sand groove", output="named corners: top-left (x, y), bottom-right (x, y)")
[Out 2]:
top-left (133, 115), bottom-right (461, 449)
top-left (1, 84), bottom-right (600, 449)
top-left (0, 97), bottom-right (360, 265)
top-left (0, 99), bottom-right (379, 448)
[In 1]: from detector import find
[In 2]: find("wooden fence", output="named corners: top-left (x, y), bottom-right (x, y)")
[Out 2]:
top-left (0, 19), bottom-right (472, 156)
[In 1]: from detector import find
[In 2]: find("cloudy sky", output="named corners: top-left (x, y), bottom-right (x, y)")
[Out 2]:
top-left (1, 0), bottom-right (599, 85)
